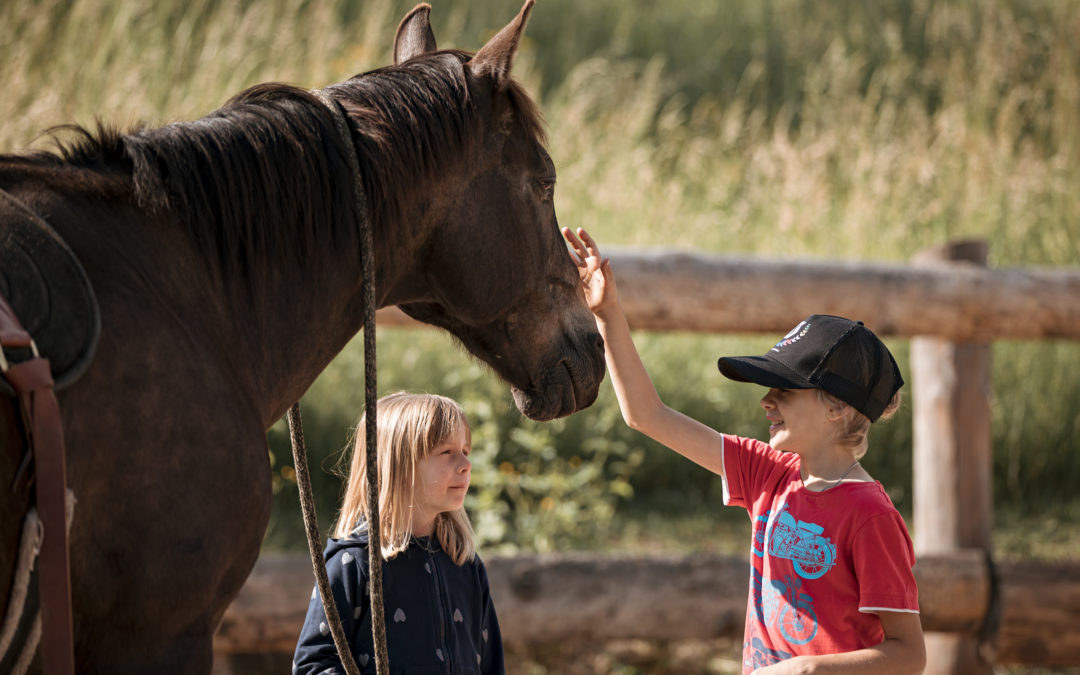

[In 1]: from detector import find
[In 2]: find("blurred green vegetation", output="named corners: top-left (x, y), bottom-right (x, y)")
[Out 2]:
top-left (3, 0), bottom-right (1078, 559)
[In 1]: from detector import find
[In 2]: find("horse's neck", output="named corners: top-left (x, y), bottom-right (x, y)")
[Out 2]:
top-left (224, 237), bottom-right (373, 428)
top-left (227, 177), bottom-right (428, 427)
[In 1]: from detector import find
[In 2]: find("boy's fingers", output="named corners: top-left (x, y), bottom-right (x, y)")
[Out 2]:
top-left (578, 229), bottom-right (601, 257)
top-left (561, 227), bottom-right (587, 259)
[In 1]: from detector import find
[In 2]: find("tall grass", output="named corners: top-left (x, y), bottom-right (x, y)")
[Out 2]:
top-left (544, 0), bottom-right (1080, 265)
top-left (5, 0), bottom-right (1076, 264)
top-left (4, 0), bottom-right (1078, 553)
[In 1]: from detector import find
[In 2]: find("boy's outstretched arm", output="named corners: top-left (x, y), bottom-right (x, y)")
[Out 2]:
top-left (563, 227), bottom-right (726, 475)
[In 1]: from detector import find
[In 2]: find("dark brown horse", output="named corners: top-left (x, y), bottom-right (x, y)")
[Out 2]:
top-left (0, 2), bottom-right (604, 672)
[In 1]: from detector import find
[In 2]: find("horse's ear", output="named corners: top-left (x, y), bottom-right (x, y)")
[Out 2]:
top-left (468, 0), bottom-right (534, 87)
top-left (394, 3), bottom-right (438, 65)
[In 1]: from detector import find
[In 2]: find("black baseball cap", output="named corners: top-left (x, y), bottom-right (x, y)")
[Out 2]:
top-left (717, 314), bottom-right (903, 422)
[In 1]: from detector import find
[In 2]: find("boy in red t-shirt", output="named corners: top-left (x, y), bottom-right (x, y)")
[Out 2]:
top-left (564, 227), bottom-right (925, 674)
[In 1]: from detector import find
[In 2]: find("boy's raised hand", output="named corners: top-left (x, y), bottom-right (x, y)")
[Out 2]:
top-left (562, 227), bottom-right (617, 315)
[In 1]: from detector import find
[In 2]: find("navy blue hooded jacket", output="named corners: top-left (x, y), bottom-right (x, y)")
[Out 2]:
top-left (293, 531), bottom-right (504, 674)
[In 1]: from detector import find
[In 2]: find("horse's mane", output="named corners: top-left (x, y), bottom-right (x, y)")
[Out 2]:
top-left (9, 50), bottom-right (546, 272)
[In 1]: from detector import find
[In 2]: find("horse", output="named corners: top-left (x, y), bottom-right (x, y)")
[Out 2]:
top-left (0, 2), bottom-right (605, 672)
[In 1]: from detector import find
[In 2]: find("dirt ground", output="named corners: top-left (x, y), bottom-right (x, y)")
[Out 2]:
top-left (214, 638), bottom-right (745, 674)
top-left (215, 639), bottom-right (1080, 674)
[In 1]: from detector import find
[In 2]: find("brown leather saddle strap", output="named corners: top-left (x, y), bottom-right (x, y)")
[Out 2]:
top-left (0, 293), bottom-right (75, 675)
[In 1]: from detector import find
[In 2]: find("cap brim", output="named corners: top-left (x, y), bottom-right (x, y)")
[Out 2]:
top-left (717, 355), bottom-right (815, 389)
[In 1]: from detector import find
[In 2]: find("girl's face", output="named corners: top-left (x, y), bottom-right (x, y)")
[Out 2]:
top-left (759, 387), bottom-right (835, 454)
top-left (412, 424), bottom-right (471, 536)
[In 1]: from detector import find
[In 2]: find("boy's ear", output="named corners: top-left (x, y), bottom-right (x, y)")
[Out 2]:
top-left (824, 400), bottom-right (851, 423)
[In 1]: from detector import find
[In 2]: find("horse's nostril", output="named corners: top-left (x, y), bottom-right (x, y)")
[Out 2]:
top-left (593, 332), bottom-right (604, 352)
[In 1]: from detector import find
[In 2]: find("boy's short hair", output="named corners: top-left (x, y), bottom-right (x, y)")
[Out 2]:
top-left (817, 387), bottom-right (902, 458)
top-left (717, 314), bottom-right (903, 422)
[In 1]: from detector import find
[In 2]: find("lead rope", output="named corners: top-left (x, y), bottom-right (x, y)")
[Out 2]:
top-left (286, 89), bottom-right (387, 675)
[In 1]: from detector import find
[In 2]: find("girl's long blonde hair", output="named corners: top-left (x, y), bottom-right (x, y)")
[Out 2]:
top-left (333, 392), bottom-right (476, 565)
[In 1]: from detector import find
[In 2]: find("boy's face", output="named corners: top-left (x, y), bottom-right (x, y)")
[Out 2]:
top-left (759, 387), bottom-right (836, 454)
top-left (414, 425), bottom-right (472, 528)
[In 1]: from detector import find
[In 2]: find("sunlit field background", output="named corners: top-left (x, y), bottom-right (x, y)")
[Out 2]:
top-left (3, 0), bottom-right (1078, 672)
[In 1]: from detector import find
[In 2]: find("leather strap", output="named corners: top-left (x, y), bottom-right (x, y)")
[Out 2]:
top-left (0, 298), bottom-right (34, 351)
top-left (1, 293), bottom-right (75, 675)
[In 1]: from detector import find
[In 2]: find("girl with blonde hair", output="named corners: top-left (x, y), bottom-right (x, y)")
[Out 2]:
top-left (294, 392), bottom-right (504, 673)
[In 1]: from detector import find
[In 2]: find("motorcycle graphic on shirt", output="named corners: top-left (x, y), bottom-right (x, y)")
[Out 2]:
top-left (763, 573), bottom-right (819, 645)
top-left (748, 504), bottom-right (835, 655)
top-left (750, 566), bottom-right (817, 653)
top-left (752, 512), bottom-right (770, 558)
top-left (746, 636), bottom-right (791, 670)
top-left (765, 504), bottom-right (837, 579)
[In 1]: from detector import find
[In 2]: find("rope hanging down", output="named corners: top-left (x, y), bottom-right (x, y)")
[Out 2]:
top-left (286, 88), bottom-right (388, 675)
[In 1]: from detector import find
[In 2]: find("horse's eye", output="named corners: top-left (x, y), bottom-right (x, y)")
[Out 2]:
top-left (538, 179), bottom-right (555, 199)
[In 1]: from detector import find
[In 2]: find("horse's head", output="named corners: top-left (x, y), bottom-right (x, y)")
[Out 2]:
top-left (372, 1), bottom-right (606, 421)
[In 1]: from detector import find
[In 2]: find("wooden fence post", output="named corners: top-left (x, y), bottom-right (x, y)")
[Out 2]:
top-left (912, 240), bottom-right (996, 673)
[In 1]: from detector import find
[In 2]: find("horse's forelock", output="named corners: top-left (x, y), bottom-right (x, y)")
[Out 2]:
top-left (331, 50), bottom-right (546, 230)
top-left (329, 51), bottom-right (477, 231)
top-left (503, 79), bottom-right (547, 148)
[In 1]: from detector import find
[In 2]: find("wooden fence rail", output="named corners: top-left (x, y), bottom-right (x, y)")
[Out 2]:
top-left (214, 550), bottom-right (1080, 666)
top-left (376, 248), bottom-right (1080, 340)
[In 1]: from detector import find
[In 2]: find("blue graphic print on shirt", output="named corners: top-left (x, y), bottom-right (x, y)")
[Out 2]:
top-left (747, 502), bottom-right (837, 666)
top-left (763, 573), bottom-right (818, 644)
top-left (766, 504), bottom-right (837, 579)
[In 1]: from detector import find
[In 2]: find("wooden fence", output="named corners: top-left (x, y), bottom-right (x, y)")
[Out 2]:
top-left (214, 242), bottom-right (1080, 671)
top-left (216, 549), bottom-right (1080, 665)
top-left (374, 242), bottom-right (1080, 339)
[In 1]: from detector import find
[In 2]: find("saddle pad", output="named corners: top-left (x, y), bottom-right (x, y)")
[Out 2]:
top-left (0, 190), bottom-right (100, 396)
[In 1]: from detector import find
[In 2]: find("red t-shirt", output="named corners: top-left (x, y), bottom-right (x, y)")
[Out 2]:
top-left (721, 434), bottom-right (919, 672)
